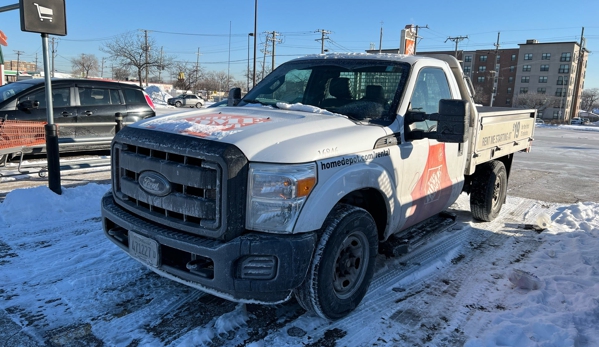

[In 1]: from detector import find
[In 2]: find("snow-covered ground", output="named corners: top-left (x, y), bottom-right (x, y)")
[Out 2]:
top-left (0, 125), bottom-right (598, 346)
top-left (0, 185), bottom-right (597, 346)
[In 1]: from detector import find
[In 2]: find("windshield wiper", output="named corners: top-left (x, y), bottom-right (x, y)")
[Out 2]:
top-left (243, 99), bottom-right (267, 106)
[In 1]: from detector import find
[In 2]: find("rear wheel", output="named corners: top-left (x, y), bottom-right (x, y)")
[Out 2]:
top-left (470, 161), bottom-right (507, 221)
top-left (295, 204), bottom-right (378, 320)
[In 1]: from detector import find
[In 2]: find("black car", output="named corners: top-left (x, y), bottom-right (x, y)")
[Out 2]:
top-left (0, 78), bottom-right (155, 158)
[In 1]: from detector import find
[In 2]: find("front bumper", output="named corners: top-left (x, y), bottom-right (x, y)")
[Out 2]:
top-left (101, 192), bottom-right (317, 303)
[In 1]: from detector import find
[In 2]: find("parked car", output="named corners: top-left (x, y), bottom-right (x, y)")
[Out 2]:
top-left (570, 117), bottom-right (583, 125)
top-left (582, 118), bottom-right (590, 125)
top-left (535, 118), bottom-right (545, 124)
top-left (167, 94), bottom-right (204, 108)
top-left (0, 78), bottom-right (155, 159)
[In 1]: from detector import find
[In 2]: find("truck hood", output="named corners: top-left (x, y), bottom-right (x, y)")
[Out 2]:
top-left (132, 105), bottom-right (389, 162)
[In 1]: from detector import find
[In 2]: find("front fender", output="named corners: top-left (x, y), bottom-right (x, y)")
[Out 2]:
top-left (294, 162), bottom-right (399, 234)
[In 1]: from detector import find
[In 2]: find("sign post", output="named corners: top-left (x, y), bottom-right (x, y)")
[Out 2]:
top-left (19, 0), bottom-right (67, 195)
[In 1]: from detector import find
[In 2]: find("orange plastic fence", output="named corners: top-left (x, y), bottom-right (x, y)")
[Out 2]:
top-left (0, 120), bottom-right (47, 150)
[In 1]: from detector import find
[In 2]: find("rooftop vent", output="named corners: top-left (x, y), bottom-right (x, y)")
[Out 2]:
top-left (526, 39), bottom-right (539, 44)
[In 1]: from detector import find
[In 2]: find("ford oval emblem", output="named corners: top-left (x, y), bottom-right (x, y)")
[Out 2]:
top-left (139, 171), bottom-right (172, 197)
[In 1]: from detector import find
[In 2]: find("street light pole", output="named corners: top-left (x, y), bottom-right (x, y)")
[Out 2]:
top-left (253, 0), bottom-right (257, 88)
top-left (247, 33), bottom-right (253, 92)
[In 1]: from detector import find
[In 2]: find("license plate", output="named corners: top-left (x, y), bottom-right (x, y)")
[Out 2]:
top-left (129, 231), bottom-right (160, 267)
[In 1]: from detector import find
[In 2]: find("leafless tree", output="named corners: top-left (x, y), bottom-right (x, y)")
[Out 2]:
top-left (580, 88), bottom-right (599, 112)
top-left (198, 71), bottom-right (238, 93)
top-left (112, 66), bottom-right (130, 81)
top-left (100, 31), bottom-right (168, 87)
top-left (514, 93), bottom-right (559, 112)
top-left (473, 86), bottom-right (490, 105)
top-left (70, 54), bottom-right (99, 78)
top-left (169, 61), bottom-right (205, 92)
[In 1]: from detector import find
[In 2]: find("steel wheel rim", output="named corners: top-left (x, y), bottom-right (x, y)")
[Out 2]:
top-left (492, 175), bottom-right (501, 209)
top-left (332, 231), bottom-right (369, 299)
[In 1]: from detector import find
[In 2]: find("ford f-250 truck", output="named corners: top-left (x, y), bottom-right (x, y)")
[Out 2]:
top-left (101, 53), bottom-right (536, 320)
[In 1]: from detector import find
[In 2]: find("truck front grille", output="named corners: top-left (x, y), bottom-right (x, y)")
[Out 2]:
top-left (109, 127), bottom-right (249, 241)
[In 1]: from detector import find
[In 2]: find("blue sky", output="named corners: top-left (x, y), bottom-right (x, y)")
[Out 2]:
top-left (1, 0), bottom-right (598, 88)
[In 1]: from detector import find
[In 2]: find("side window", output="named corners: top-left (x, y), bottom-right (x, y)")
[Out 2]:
top-left (110, 89), bottom-right (122, 104)
top-left (21, 88), bottom-right (70, 108)
top-left (123, 88), bottom-right (144, 104)
top-left (409, 68), bottom-right (452, 132)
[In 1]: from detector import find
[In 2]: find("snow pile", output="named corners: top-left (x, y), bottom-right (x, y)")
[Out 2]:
top-left (145, 85), bottom-right (173, 109)
top-left (464, 202), bottom-right (599, 346)
top-left (276, 102), bottom-right (346, 117)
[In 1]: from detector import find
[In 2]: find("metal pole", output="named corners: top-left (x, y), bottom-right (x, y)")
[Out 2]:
top-left (252, 0), bottom-right (257, 88)
top-left (247, 33), bottom-right (253, 92)
top-left (41, 33), bottom-right (61, 195)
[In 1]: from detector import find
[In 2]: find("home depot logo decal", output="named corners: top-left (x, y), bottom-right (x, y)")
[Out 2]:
top-left (183, 114), bottom-right (271, 137)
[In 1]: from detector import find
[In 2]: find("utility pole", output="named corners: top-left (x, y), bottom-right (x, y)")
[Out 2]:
top-left (196, 47), bottom-right (201, 91)
top-left (379, 21), bottom-right (383, 53)
top-left (261, 33), bottom-right (270, 79)
top-left (35, 52), bottom-right (39, 71)
top-left (315, 29), bottom-right (331, 54)
top-left (14, 50), bottom-right (24, 78)
top-left (144, 30), bottom-right (149, 87)
top-left (253, 0), bottom-right (258, 88)
top-left (445, 35), bottom-right (468, 58)
top-left (51, 37), bottom-right (56, 77)
top-left (490, 32), bottom-right (500, 107)
top-left (101, 57), bottom-right (106, 78)
top-left (412, 24), bottom-right (429, 55)
top-left (158, 46), bottom-right (163, 83)
top-left (571, 27), bottom-right (586, 121)
top-left (227, 21), bottom-right (232, 91)
top-left (268, 31), bottom-right (282, 72)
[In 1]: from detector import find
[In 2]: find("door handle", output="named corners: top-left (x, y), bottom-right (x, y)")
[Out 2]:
top-left (85, 110), bottom-right (93, 116)
top-left (61, 111), bottom-right (71, 117)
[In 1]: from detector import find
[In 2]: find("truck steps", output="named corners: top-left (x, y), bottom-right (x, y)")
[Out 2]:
top-left (380, 211), bottom-right (457, 258)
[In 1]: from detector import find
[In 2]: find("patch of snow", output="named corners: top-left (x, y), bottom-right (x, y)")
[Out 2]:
top-left (145, 85), bottom-right (174, 109)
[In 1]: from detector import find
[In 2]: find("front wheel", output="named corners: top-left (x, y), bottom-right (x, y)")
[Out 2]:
top-left (175, 101), bottom-right (182, 107)
top-left (295, 204), bottom-right (378, 320)
top-left (195, 102), bottom-right (202, 108)
top-left (470, 161), bottom-right (508, 221)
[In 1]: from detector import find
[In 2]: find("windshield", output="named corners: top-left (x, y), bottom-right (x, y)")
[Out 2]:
top-left (0, 82), bottom-right (36, 103)
top-left (241, 58), bottom-right (409, 122)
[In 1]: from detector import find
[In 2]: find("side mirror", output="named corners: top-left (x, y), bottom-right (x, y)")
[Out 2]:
top-left (19, 99), bottom-right (40, 110)
top-left (227, 88), bottom-right (241, 106)
top-left (405, 99), bottom-right (469, 143)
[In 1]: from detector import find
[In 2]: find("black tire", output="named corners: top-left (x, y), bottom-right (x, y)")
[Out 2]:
top-left (470, 161), bottom-right (508, 222)
top-left (195, 102), bottom-right (202, 108)
top-left (0, 154), bottom-right (7, 167)
top-left (175, 101), bottom-right (182, 107)
top-left (294, 204), bottom-right (378, 320)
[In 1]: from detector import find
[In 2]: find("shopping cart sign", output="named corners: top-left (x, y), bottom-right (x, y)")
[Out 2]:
top-left (20, 0), bottom-right (67, 36)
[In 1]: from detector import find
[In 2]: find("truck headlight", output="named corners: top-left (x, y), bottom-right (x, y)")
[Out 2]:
top-left (247, 163), bottom-right (317, 233)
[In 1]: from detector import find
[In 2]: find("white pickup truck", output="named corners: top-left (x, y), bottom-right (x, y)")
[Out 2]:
top-left (101, 53), bottom-right (536, 320)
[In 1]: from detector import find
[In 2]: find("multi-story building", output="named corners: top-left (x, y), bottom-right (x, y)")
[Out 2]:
top-left (366, 39), bottom-right (588, 122)
top-left (465, 48), bottom-right (519, 108)
top-left (2, 60), bottom-right (38, 83)
top-left (514, 40), bottom-right (588, 122)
